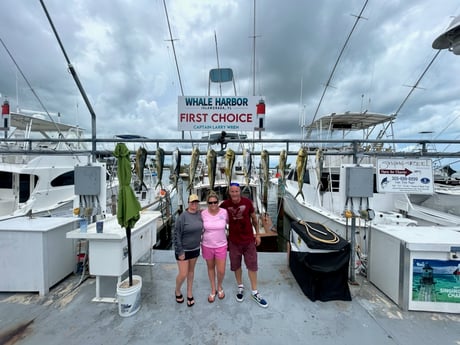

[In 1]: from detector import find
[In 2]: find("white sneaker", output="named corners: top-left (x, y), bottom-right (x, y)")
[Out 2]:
top-left (236, 286), bottom-right (244, 302)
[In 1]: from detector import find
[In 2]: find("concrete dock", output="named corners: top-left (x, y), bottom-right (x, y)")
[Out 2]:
top-left (1, 250), bottom-right (459, 345)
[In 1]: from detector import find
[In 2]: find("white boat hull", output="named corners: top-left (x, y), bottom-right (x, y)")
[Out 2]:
top-left (410, 183), bottom-right (460, 216)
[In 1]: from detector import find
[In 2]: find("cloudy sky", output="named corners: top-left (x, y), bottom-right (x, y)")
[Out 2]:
top-left (1, 0), bottom-right (460, 145)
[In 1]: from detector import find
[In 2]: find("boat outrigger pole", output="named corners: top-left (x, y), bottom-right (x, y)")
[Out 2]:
top-left (40, 0), bottom-right (97, 162)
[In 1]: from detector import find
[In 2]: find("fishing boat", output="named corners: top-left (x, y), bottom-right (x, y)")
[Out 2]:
top-left (410, 182), bottom-right (460, 216)
top-left (283, 111), bottom-right (460, 313)
top-left (409, 163), bottom-right (460, 216)
top-left (0, 109), bottom-right (91, 219)
top-left (283, 112), bottom-right (460, 228)
top-left (0, 109), bottom-right (175, 220)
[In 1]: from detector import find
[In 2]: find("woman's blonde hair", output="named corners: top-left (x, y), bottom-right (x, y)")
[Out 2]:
top-left (206, 190), bottom-right (219, 202)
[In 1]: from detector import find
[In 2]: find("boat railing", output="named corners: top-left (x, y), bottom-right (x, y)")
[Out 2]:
top-left (1, 138), bottom-right (460, 160)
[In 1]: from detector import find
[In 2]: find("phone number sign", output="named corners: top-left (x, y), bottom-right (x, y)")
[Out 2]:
top-left (377, 159), bottom-right (433, 194)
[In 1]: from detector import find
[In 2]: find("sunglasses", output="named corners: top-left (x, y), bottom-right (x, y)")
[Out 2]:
top-left (208, 201), bottom-right (218, 205)
top-left (230, 182), bottom-right (240, 187)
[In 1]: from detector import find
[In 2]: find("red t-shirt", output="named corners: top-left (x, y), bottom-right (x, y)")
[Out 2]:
top-left (220, 197), bottom-right (255, 244)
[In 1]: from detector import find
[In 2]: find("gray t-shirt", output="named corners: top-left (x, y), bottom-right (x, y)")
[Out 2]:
top-left (173, 210), bottom-right (203, 256)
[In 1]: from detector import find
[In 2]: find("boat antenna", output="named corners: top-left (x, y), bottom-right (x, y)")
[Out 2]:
top-left (376, 50), bottom-right (442, 141)
top-left (252, 0), bottom-right (257, 97)
top-left (214, 31), bottom-right (223, 96)
top-left (250, 0), bottom-right (262, 140)
top-left (306, 0), bottom-right (369, 137)
top-left (299, 77), bottom-right (305, 138)
top-left (39, 0), bottom-right (97, 162)
top-left (162, 0), bottom-right (187, 140)
top-left (0, 36), bottom-right (63, 133)
top-left (163, 0), bottom-right (184, 97)
top-left (392, 50), bottom-right (441, 115)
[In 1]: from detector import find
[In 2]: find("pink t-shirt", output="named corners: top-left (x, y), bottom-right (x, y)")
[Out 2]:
top-left (201, 208), bottom-right (228, 248)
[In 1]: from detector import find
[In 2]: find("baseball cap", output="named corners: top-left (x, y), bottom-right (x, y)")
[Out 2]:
top-left (188, 194), bottom-right (200, 202)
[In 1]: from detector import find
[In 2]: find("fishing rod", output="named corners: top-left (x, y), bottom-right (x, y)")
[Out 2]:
top-left (162, 0), bottom-right (189, 142)
top-left (39, 0), bottom-right (97, 162)
top-left (306, 0), bottom-right (369, 138)
top-left (376, 50), bottom-right (442, 144)
top-left (0, 36), bottom-right (64, 135)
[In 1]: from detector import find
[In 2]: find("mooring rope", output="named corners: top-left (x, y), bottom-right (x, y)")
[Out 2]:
top-left (298, 220), bottom-right (340, 244)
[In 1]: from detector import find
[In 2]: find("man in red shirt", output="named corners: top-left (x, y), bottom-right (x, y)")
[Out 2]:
top-left (220, 182), bottom-right (268, 308)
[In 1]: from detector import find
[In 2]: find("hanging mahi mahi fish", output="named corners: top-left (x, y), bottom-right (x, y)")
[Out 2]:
top-left (135, 146), bottom-right (148, 191)
top-left (242, 148), bottom-right (252, 192)
top-left (224, 148), bottom-right (235, 190)
top-left (295, 147), bottom-right (308, 201)
top-left (188, 146), bottom-right (200, 192)
top-left (206, 148), bottom-right (217, 191)
top-left (278, 149), bottom-right (287, 185)
top-left (170, 147), bottom-right (181, 192)
top-left (261, 149), bottom-right (270, 210)
top-left (155, 147), bottom-right (165, 189)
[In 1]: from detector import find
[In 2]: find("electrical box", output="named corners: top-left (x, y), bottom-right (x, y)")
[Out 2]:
top-left (346, 166), bottom-right (373, 197)
top-left (75, 165), bottom-right (101, 195)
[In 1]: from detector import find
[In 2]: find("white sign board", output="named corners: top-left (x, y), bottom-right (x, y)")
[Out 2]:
top-left (177, 96), bottom-right (261, 131)
top-left (377, 159), bottom-right (433, 194)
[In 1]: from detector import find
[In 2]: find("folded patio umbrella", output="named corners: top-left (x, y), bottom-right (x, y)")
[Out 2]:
top-left (113, 143), bottom-right (141, 286)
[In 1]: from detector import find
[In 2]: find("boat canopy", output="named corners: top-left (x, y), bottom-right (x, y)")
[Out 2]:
top-left (10, 112), bottom-right (81, 133)
top-left (306, 112), bottom-right (394, 131)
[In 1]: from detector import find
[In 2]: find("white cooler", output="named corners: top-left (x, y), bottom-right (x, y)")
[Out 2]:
top-left (368, 225), bottom-right (460, 313)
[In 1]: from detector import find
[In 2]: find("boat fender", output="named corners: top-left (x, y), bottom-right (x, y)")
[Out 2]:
top-left (367, 209), bottom-right (375, 220)
top-left (344, 210), bottom-right (353, 219)
top-left (359, 209), bottom-right (375, 221)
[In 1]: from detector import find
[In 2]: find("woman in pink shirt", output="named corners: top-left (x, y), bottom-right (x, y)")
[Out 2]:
top-left (201, 191), bottom-right (228, 303)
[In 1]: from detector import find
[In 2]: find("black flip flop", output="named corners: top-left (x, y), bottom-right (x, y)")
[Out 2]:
top-left (187, 296), bottom-right (195, 307)
top-left (175, 294), bottom-right (184, 303)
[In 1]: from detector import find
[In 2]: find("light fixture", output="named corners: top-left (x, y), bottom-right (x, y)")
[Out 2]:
top-left (433, 15), bottom-right (460, 55)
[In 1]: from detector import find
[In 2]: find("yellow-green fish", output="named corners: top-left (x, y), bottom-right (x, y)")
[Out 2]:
top-left (224, 148), bottom-right (235, 188)
top-left (206, 148), bottom-right (217, 191)
top-left (295, 147), bottom-right (308, 200)
top-left (242, 148), bottom-right (252, 191)
top-left (188, 146), bottom-right (200, 192)
top-left (135, 146), bottom-right (148, 191)
top-left (278, 149), bottom-right (287, 185)
top-left (155, 147), bottom-right (165, 189)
